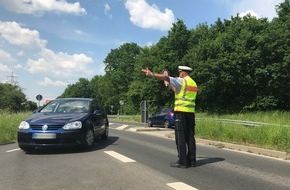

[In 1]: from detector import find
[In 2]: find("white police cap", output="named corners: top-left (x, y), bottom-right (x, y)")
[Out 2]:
top-left (178, 66), bottom-right (192, 72)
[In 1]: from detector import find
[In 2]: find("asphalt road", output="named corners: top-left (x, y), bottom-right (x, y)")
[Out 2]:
top-left (0, 122), bottom-right (290, 190)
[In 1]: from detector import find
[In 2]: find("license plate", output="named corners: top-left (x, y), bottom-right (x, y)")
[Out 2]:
top-left (32, 133), bottom-right (56, 139)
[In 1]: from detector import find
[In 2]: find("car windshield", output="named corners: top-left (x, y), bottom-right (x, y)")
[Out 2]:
top-left (40, 99), bottom-right (90, 113)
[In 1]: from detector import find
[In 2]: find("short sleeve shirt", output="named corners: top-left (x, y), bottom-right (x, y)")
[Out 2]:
top-left (169, 76), bottom-right (182, 94)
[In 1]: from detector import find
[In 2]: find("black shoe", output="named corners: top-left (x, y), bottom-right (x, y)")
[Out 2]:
top-left (189, 161), bottom-right (196, 167)
top-left (187, 159), bottom-right (196, 167)
top-left (170, 161), bottom-right (188, 168)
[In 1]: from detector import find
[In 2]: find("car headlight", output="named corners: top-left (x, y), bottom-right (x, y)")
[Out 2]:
top-left (18, 121), bottom-right (30, 129)
top-left (63, 121), bottom-right (82, 130)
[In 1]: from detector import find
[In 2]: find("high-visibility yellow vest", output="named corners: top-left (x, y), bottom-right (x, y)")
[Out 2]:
top-left (174, 77), bottom-right (198, 113)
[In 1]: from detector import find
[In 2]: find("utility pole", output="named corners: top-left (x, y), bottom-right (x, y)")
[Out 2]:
top-left (6, 71), bottom-right (26, 92)
top-left (6, 71), bottom-right (18, 86)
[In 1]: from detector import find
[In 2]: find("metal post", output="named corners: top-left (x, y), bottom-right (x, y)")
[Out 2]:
top-left (144, 100), bottom-right (147, 128)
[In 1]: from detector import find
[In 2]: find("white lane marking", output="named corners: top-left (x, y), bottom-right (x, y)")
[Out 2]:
top-left (167, 182), bottom-right (199, 190)
top-left (6, 148), bottom-right (20, 153)
top-left (116, 125), bottom-right (129, 130)
top-left (104, 151), bottom-right (136, 163)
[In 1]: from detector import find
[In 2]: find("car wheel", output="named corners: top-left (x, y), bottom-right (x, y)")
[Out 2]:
top-left (19, 145), bottom-right (34, 152)
top-left (101, 125), bottom-right (109, 140)
top-left (148, 120), bottom-right (153, 127)
top-left (84, 128), bottom-right (95, 148)
top-left (163, 120), bottom-right (170, 128)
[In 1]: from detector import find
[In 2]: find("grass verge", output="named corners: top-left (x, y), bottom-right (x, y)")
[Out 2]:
top-left (196, 119), bottom-right (290, 153)
top-left (0, 111), bottom-right (30, 145)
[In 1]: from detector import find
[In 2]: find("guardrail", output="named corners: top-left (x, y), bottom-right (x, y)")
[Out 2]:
top-left (108, 115), bottom-right (135, 118)
top-left (108, 115), bottom-right (288, 127)
top-left (201, 118), bottom-right (288, 127)
top-left (196, 118), bottom-right (268, 127)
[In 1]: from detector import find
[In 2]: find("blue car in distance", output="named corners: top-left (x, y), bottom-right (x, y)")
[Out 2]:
top-left (17, 98), bottom-right (109, 152)
top-left (148, 108), bottom-right (175, 128)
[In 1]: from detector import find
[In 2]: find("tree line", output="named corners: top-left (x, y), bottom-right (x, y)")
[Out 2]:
top-left (0, 83), bottom-right (37, 112)
top-left (1, 1), bottom-right (289, 114)
top-left (59, 0), bottom-right (290, 115)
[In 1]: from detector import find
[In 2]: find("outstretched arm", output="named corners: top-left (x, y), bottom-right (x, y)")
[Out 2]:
top-left (141, 68), bottom-right (170, 82)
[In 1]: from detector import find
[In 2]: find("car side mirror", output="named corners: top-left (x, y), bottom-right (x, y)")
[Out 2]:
top-left (93, 110), bottom-right (101, 115)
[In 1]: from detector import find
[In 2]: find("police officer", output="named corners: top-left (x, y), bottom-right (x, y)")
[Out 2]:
top-left (141, 66), bottom-right (197, 168)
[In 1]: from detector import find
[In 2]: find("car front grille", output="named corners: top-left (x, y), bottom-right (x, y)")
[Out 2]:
top-left (30, 125), bottom-right (63, 130)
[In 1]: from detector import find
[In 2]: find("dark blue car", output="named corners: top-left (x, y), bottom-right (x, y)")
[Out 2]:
top-left (17, 98), bottom-right (109, 151)
top-left (148, 108), bottom-right (175, 128)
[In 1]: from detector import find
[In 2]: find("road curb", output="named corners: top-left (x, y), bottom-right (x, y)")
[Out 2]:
top-left (196, 139), bottom-right (290, 160)
top-left (130, 127), bottom-right (172, 132)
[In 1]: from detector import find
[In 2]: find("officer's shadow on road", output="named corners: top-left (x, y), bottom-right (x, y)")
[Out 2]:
top-left (196, 156), bottom-right (225, 167)
top-left (25, 136), bottom-right (119, 155)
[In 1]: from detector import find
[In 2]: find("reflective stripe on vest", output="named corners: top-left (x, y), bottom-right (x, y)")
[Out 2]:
top-left (174, 77), bottom-right (197, 113)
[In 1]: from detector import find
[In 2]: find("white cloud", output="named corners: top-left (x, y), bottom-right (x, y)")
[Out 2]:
top-left (0, 63), bottom-right (10, 73)
top-left (124, 0), bottom-right (175, 31)
top-left (104, 3), bottom-right (112, 19)
top-left (75, 29), bottom-right (88, 36)
top-left (0, 21), bottom-right (47, 48)
top-left (0, 50), bottom-right (17, 81)
top-left (17, 51), bottom-right (25, 56)
top-left (0, 49), bottom-right (15, 62)
top-left (26, 48), bottom-right (94, 79)
top-left (38, 77), bottom-right (68, 87)
top-left (229, 0), bottom-right (284, 20)
top-left (0, 21), bottom-right (95, 83)
top-left (14, 64), bottom-right (23, 69)
top-left (0, 21), bottom-right (97, 99)
top-left (0, 0), bottom-right (86, 15)
top-left (239, 10), bottom-right (260, 18)
top-left (145, 41), bottom-right (154, 47)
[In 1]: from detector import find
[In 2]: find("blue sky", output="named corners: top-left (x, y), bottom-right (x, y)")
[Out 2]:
top-left (0, 0), bottom-right (284, 104)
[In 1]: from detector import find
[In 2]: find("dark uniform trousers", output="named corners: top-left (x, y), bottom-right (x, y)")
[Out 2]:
top-left (174, 112), bottom-right (196, 166)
